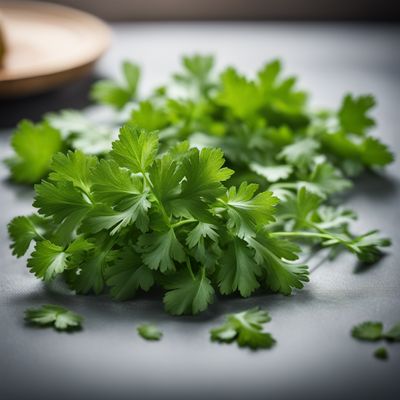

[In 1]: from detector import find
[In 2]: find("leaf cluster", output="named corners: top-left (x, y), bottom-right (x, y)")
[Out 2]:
top-left (9, 125), bottom-right (312, 315)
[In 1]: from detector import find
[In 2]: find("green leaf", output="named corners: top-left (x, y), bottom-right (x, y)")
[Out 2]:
top-left (46, 110), bottom-right (116, 155)
top-left (123, 61), bottom-right (140, 94)
top-left (7, 120), bottom-right (62, 183)
top-left (49, 150), bottom-right (97, 193)
top-left (186, 222), bottom-right (220, 270)
top-left (360, 137), bottom-right (394, 167)
top-left (322, 132), bottom-right (394, 169)
top-left (373, 347), bottom-right (388, 360)
top-left (131, 101), bottom-right (169, 131)
top-left (45, 110), bottom-right (93, 138)
top-left (34, 181), bottom-right (90, 223)
top-left (91, 80), bottom-right (131, 109)
top-left (246, 235), bottom-right (309, 295)
top-left (210, 307), bottom-right (275, 349)
top-left (313, 205), bottom-right (356, 230)
top-left (257, 60), bottom-right (308, 115)
top-left (137, 229), bottom-right (185, 273)
top-left (8, 214), bottom-right (48, 257)
top-left (28, 240), bottom-right (69, 280)
top-left (186, 222), bottom-right (219, 248)
top-left (278, 138), bottom-right (320, 166)
top-left (177, 147), bottom-right (233, 219)
top-left (85, 159), bottom-right (151, 234)
top-left (217, 237), bottom-right (261, 297)
top-left (384, 323), bottom-right (400, 342)
top-left (177, 54), bottom-right (214, 84)
top-left (339, 94), bottom-right (375, 135)
top-left (181, 147), bottom-right (234, 199)
top-left (149, 154), bottom-right (184, 215)
top-left (351, 321), bottom-right (383, 341)
top-left (25, 304), bottom-right (83, 331)
top-left (90, 159), bottom-right (143, 204)
top-left (278, 187), bottom-right (321, 229)
top-left (67, 250), bottom-right (110, 295)
top-left (300, 163), bottom-right (352, 198)
top-left (250, 163), bottom-right (293, 183)
top-left (217, 68), bottom-right (262, 119)
top-left (111, 124), bottom-right (159, 173)
top-left (347, 231), bottom-right (391, 263)
top-left (33, 181), bottom-right (90, 244)
top-left (174, 54), bottom-right (215, 97)
top-left (106, 247), bottom-right (154, 300)
top-left (221, 182), bottom-right (278, 239)
top-left (163, 269), bottom-right (215, 315)
top-left (91, 62), bottom-right (140, 109)
top-left (83, 203), bottom-right (150, 235)
top-left (137, 324), bottom-right (163, 341)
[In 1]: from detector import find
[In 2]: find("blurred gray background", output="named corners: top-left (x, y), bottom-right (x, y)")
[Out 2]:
top-left (30, 0), bottom-right (400, 21)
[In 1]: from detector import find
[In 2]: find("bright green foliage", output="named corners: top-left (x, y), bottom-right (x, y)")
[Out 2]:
top-left (247, 235), bottom-right (309, 295)
top-left (217, 237), bottom-right (261, 297)
top-left (339, 94), bottom-right (375, 135)
top-left (7, 56), bottom-right (394, 189)
top-left (164, 269), bottom-right (215, 315)
top-left (106, 247), bottom-right (154, 300)
top-left (220, 182), bottom-right (278, 239)
top-left (138, 229), bottom-right (185, 272)
top-left (8, 125), bottom-right (337, 315)
top-left (6, 121), bottom-right (63, 183)
top-left (111, 124), bottom-right (159, 173)
top-left (210, 307), bottom-right (276, 349)
top-left (351, 321), bottom-right (383, 341)
top-left (173, 54), bottom-right (215, 98)
top-left (25, 304), bottom-right (83, 331)
top-left (8, 215), bottom-right (48, 257)
top-left (91, 61), bottom-right (140, 108)
top-left (217, 68), bottom-right (262, 119)
top-left (28, 240), bottom-right (69, 280)
top-left (49, 150), bottom-right (98, 193)
top-left (137, 323), bottom-right (163, 341)
top-left (6, 55), bottom-right (394, 316)
top-left (131, 101), bottom-right (169, 131)
top-left (278, 138), bottom-right (320, 166)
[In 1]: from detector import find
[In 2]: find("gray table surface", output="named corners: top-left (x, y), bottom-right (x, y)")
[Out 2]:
top-left (1, 23), bottom-right (399, 400)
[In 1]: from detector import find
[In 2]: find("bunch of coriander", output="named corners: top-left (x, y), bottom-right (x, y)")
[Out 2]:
top-left (7, 55), bottom-right (393, 315)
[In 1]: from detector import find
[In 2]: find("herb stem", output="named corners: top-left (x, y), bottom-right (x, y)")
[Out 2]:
top-left (270, 231), bottom-right (333, 240)
top-left (141, 170), bottom-right (171, 227)
top-left (171, 219), bottom-right (197, 229)
top-left (186, 258), bottom-right (195, 280)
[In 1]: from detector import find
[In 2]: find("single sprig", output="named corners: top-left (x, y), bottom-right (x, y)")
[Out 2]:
top-left (25, 304), bottom-right (83, 331)
top-left (210, 307), bottom-right (276, 349)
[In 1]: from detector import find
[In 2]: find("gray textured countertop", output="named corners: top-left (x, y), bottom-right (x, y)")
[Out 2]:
top-left (1, 23), bottom-right (399, 400)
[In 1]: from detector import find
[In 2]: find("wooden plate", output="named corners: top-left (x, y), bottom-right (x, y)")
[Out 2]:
top-left (0, 1), bottom-right (111, 98)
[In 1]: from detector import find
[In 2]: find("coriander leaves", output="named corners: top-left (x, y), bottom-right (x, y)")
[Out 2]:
top-left (8, 123), bottom-right (391, 315)
top-left (25, 305), bottom-right (83, 331)
top-left (6, 55), bottom-right (393, 317)
top-left (210, 308), bottom-right (276, 349)
top-left (351, 320), bottom-right (400, 360)
top-left (9, 125), bottom-right (313, 315)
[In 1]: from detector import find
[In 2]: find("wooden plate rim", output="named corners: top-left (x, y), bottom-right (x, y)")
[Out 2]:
top-left (0, 0), bottom-right (111, 82)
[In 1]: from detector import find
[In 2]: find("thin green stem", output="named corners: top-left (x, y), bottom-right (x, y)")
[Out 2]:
top-left (141, 170), bottom-right (171, 227)
top-left (270, 231), bottom-right (333, 240)
top-left (186, 258), bottom-right (195, 280)
top-left (171, 219), bottom-right (197, 229)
